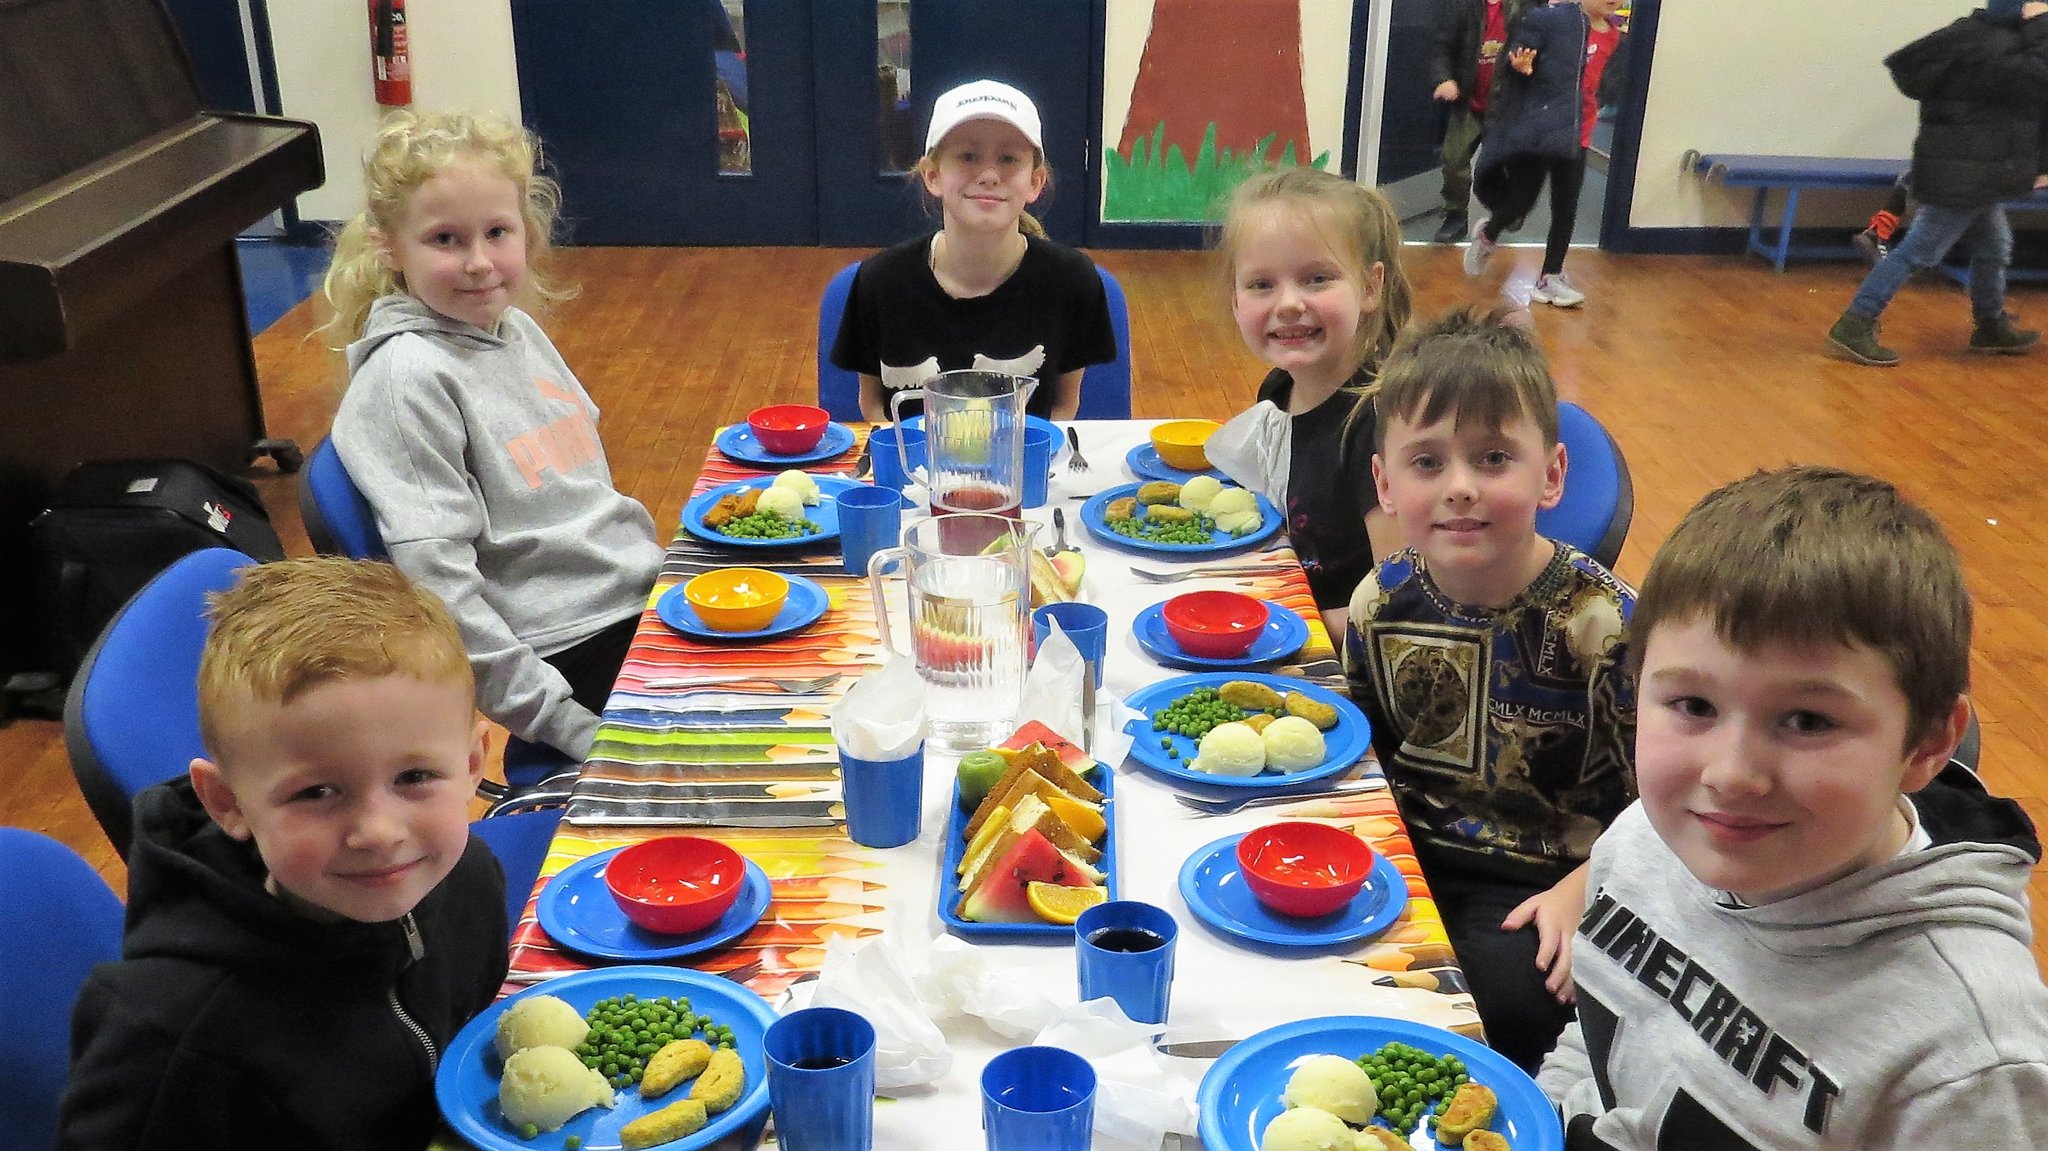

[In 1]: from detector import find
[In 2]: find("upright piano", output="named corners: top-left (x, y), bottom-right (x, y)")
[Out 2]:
top-left (0, 0), bottom-right (323, 684)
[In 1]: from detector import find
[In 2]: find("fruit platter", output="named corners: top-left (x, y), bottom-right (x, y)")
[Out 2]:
top-left (939, 720), bottom-right (1118, 939)
top-left (1123, 672), bottom-right (1371, 789)
top-left (1080, 479), bottom-right (1281, 555)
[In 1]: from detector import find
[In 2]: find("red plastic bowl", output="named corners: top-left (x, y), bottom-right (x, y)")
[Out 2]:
top-left (1236, 821), bottom-right (1374, 918)
top-left (748, 404), bottom-right (831, 455)
top-left (605, 836), bottom-right (747, 934)
top-left (1161, 590), bottom-right (1267, 659)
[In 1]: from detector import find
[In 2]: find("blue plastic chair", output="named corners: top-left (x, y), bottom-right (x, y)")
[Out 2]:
top-left (1539, 401), bottom-right (1635, 570)
top-left (816, 261), bottom-right (1134, 420)
top-left (59, 547), bottom-right (561, 938)
top-left (299, 436), bottom-right (389, 560)
top-left (0, 828), bottom-right (124, 1151)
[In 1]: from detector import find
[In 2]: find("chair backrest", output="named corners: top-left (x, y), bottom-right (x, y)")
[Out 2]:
top-left (64, 546), bottom-right (254, 858)
top-left (816, 262), bottom-right (864, 421)
top-left (1539, 401), bottom-right (1634, 570)
top-left (1076, 265), bottom-right (1133, 420)
top-left (0, 827), bottom-right (125, 1150)
top-left (468, 806), bottom-right (564, 940)
top-left (299, 436), bottom-right (388, 559)
top-left (815, 260), bottom-right (1136, 421)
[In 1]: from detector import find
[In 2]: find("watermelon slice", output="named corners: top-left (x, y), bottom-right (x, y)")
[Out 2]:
top-left (959, 828), bottom-right (1103, 923)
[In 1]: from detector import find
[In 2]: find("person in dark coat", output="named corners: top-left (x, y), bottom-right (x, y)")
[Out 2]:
top-left (1463, 0), bottom-right (1627, 308)
top-left (1428, 0), bottom-right (1533, 243)
top-left (1828, 0), bottom-right (2048, 366)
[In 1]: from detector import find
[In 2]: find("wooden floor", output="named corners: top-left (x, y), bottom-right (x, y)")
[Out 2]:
top-left (6, 244), bottom-right (2045, 972)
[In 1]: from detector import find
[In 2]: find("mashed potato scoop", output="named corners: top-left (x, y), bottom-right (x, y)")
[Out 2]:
top-left (499, 1045), bottom-right (617, 1133)
top-left (494, 994), bottom-right (590, 1061)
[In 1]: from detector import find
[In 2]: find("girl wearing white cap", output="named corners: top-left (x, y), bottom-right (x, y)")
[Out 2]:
top-left (831, 79), bottom-right (1116, 421)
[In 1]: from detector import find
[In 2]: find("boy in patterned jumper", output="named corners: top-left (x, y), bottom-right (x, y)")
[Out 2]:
top-left (1345, 307), bottom-right (1635, 1070)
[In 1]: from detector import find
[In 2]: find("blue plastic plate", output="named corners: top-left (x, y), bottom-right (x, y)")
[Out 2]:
top-left (1126, 442), bottom-right (1227, 484)
top-left (939, 759), bottom-right (1116, 939)
top-left (1197, 1016), bottom-right (1563, 1151)
top-left (655, 574), bottom-right (828, 641)
top-left (436, 966), bottom-right (779, 1151)
top-left (1122, 672), bottom-right (1369, 789)
top-left (1132, 599), bottom-right (1310, 670)
top-left (1177, 833), bottom-right (1407, 948)
top-left (714, 420), bottom-right (856, 467)
top-left (682, 476), bottom-right (860, 548)
top-left (537, 848), bottom-right (771, 961)
top-left (1079, 483), bottom-right (1281, 555)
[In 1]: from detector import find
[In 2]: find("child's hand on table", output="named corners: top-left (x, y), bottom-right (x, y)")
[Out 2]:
top-left (1501, 862), bottom-right (1589, 1003)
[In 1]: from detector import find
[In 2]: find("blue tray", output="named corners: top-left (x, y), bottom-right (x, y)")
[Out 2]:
top-left (714, 420), bottom-right (856, 467)
top-left (436, 966), bottom-right (779, 1151)
top-left (1177, 832), bottom-right (1407, 948)
top-left (1132, 599), bottom-right (1309, 670)
top-left (681, 475), bottom-right (860, 548)
top-left (1125, 442), bottom-right (1227, 484)
top-left (939, 759), bottom-right (1117, 939)
top-left (1197, 1016), bottom-right (1563, 1151)
top-left (537, 848), bottom-right (771, 961)
top-left (1079, 483), bottom-right (1281, 556)
top-left (655, 574), bottom-right (829, 641)
top-left (1122, 672), bottom-right (1368, 789)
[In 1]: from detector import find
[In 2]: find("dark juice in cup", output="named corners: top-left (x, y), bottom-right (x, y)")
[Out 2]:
top-left (932, 483), bottom-right (1020, 551)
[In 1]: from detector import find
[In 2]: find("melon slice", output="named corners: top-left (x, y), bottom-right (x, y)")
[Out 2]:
top-left (998, 722), bottom-right (1101, 801)
top-left (958, 828), bottom-right (1103, 923)
top-left (957, 801), bottom-right (1013, 877)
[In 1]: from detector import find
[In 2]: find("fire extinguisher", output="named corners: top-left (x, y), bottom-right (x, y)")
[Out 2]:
top-left (371, 0), bottom-right (411, 106)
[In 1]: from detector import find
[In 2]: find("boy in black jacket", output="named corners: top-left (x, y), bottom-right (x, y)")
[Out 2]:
top-left (1828, 0), bottom-right (2048, 366)
top-left (60, 558), bottom-right (509, 1151)
top-left (1429, 0), bottom-right (1533, 243)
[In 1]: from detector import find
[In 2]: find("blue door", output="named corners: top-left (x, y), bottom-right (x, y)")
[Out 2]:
top-left (812, 1), bottom-right (1097, 247)
top-left (510, 0), bottom-right (819, 244)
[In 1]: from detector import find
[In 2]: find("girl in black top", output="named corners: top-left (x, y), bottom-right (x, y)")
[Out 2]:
top-left (831, 79), bottom-right (1115, 421)
top-left (1208, 168), bottom-right (1415, 634)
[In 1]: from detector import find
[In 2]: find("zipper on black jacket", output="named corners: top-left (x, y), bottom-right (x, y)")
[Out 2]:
top-left (389, 912), bottom-right (438, 1075)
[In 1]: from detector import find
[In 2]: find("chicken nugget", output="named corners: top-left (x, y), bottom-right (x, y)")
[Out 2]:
top-left (701, 492), bottom-right (743, 528)
top-left (1435, 1083), bottom-right (1499, 1143)
top-left (1241, 713), bottom-right (1278, 734)
top-left (619, 1098), bottom-right (707, 1149)
top-left (639, 1038), bottom-right (713, 1099)
top-left (1106, 496), bottom-right (1139, 522)
top-left (1218, 679), bottom-right (1285, 712)
top-left (1284, 691), bottom-right (1341, 731)
top-left (1358, 1127), bottom-right (1410, 1151)
top-left (1145, 504), bottom-right (1197, 523)
top-left (1136, 481), bottom-right (1183, 506)
top-left (687, 1047), bottom-right (746, 1115)
top-left (1463, 1131), bottom-right (1511, 1151)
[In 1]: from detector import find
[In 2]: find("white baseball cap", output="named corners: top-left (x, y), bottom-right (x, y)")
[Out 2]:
top-left (924, 80), bottom-right (1043, 153)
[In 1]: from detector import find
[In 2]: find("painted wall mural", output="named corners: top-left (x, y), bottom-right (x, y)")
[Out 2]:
top-left (1102, 0), bottom-right (1353, 223)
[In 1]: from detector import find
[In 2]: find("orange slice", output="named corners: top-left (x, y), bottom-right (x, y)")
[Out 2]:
top-left (1026, 881), bottom-right (1107, 924)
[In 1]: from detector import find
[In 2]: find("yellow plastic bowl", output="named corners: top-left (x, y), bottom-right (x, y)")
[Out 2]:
top-left (683, 568), bottom-right (789, 632)
top-left (1151, 419), bottom-right (1222, 472)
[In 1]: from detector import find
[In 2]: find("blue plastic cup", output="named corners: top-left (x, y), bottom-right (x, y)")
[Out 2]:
top-left (981, 1045), bottom-right (1096, 1151)
top-left (869, 425), bottom-right (927, 491)
top-left (1033, 602), bottom-right (1108, 688)
top-left (839, 742), bottom-right (924, 848)
top-left (765, 1007), bottom-right (877, 1151)
top-left (837, 483), bottom-right (903, 576)
top-left (1075, 900), bottom-right (1178, 1025)
top-left (1022, 424), bottom-right (1056, 509)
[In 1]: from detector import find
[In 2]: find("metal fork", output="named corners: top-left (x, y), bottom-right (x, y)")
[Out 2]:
top-left (715, 958), bottom-right (764, 985)
top-left (1065, 426), bottom-right (1090, 472)
top-left (1174, 777), bottom-right (1388, 816)
top-left (1129, 564), bottom-right (1281, 584)
top-left (643, 673), bottom-right (843, 693)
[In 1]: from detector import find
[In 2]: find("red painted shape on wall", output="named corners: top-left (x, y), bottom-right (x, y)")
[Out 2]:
top-left (1118, 0), bottom-right (1310, 161)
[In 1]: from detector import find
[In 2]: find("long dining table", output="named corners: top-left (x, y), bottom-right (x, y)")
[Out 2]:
top-left (500, 419), bottom-right (1482, 1149)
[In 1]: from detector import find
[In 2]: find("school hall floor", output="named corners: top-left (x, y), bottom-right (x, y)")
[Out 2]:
top-left (3, 244), bottom-right (2044, 977)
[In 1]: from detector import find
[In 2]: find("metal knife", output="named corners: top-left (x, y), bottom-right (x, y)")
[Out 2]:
top-left (1155, 1039), bottom-right (1240, 1059)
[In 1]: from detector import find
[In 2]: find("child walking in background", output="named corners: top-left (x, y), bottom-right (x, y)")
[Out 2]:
top-left (1540, 466), bottom-right (2048, 1147)
top-left (1826, 0), bottom-right (2048, 366)
top-left (1428, 0), bottom-right (1534, 244)
top-left (1348, 308), bottom-right (1636, 1071)
top-left (831, 79), bottom-right (1116, 421)
top-left (322, 110), bottom-right (662, 767)
top-left (1204, 167), bottom-right (1415, 637)
top-left (62, 558), bottom-right (509, 1150)
top-left (1464, 0), bottom-right (1627, 308)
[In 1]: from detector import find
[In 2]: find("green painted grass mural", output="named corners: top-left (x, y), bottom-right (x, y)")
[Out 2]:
top-left (1103, 121), bottom-right (1332, 223)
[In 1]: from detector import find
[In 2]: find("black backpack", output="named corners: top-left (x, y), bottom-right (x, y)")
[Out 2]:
top-left (29, 458), bottom-right (285, 682)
